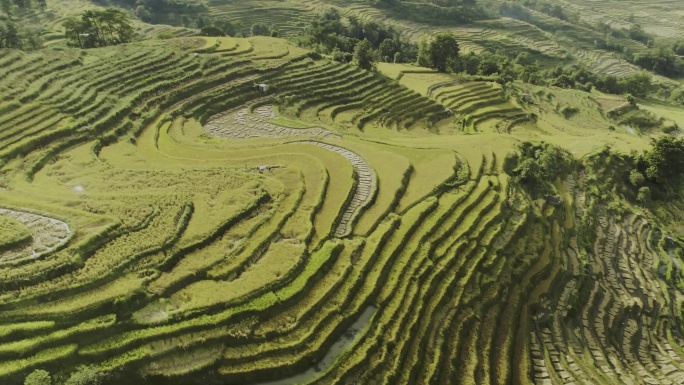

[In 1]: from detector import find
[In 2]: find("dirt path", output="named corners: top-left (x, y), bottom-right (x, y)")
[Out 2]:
top-left (0, 208), bottom-right (71, 265)
top-left (203, 105), bottom-right (375, 237)
top-left (204, 105), bottom-right (340, 139)
top-left (302, 141), bottom-right (376, 237)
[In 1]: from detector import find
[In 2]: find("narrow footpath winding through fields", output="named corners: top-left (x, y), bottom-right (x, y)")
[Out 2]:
top-left (302, 141), bottom-right (376, 237)
top-left (0, 208), bottom-right (71, 265)
top-left (204, 105), bottom-right (376, 237)
top-left (205, 105), bottom-right (340, 139)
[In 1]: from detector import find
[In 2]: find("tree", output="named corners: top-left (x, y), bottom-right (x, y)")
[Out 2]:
top-left (25, 28), bottom-right (41, 49)
top-left (353, 38), bottom-right (376, 70)
top-left (268, 24), bottom-right (279, 37)
top-left (628, 136), bottom-right (684, 200)
top-left (462, 52), bottom-right (480, 75)
top-left (627, 24), bottom-right (650, 44)
top-left (64, 9), bottom-right (134, 48)
top-left (379, 38), bottom-right (399, 62)
top-left (520, 63), bottom-right (542, 84)
top-left (637, 186), bottom-right (651, 203)
top-left (331, 47), bottom-right (351, 63)
top-left (505, 142), bottom-right (573, 191)
top-left (200, 26), bottom-right (223, 36)
top-left (552, 74), bottom-right (575, 89)
top-left (64, 366), bottom-right (104, 385)
top-left (4, 23), bottom-right (20, 49)
top-left (620, 72), bottom-right (652, 97)
top-left (672, 88), bottom-right (684, 105)
top-left (36, 0), bottom-right (46, 9)
top-left (625, 93), bottom-right (636, 106)
top-left (181, 15), bottom-right (192, 27)
top-left (477, 55), bottom-right (500, 75)
top-left (1, 0), bottom-right (13, 17)
top-left (24, 370), bottom-right (52, 385)
top-left (642, 136), bottom-right (684, 183)
top-left (428, 32), bottom-right (459, 72)
top-left (134, 5), bottom-right (151, 22)
top-left (196, 15), bottom-right (206, 28)
top-left (215, 20), bottom-right (241, 36)
top-left (514, 51), bottom-right (532, 65)
top-left (250, 22), bottom-right (269, 36)
top-left (416, 34), bottom-right (430, 67)
top-left (596, 74), bottom-right (623, 94)
top-left (629, 170), bottom-right (645, 187)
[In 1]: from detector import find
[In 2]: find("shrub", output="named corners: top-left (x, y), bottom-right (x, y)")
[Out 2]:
top-left (155, 31), bottom-right (175, 40)
top-left (64, 366), bottom-right (104, 385)
top-left (637, 186), bottom-right (651, 203)
top-left (629, 170), bottom-right (645, 187)
top-left (250, 23), bottom-right (270, 36)
top-left (24, 370), bottom-right (51, 385)
top-left (560, 105), bottom-right (579, 118)
top-left (504, 142), bottom-right (574, 193)
top-left (625, 93), bottom-right (636, 106)
top-left (200, 26), bottom-right (224, 37)
top-left (662, 124), bottom-right (678, 134)
top-left (269, 24), bottom-right (279, 37)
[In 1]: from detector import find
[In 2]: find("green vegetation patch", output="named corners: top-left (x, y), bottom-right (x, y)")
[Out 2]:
top-left (0, 216), bottom-right (32, 252)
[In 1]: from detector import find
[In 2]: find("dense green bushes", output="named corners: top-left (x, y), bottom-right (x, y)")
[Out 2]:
top-left (296, 8), bottom-right (417, 66)
top-left (581, 137), bottom-right (684, 205)
top-left (64, 9), bottom-right (134, 49)
top-left (503, 142), bottom-right (574, 193)
top-left (23, 369), bottom-right (51, 385)
top-left (99, 0), bottom-right (206, 25)
top-left (0, 216), bottom-right (32, 252)
top-left (371, 0), bottom-right (489, 25)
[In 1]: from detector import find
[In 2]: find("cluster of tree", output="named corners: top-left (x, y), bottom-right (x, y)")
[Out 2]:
top-left (628, 136), bottom-right (684, 201)
top-left (671, 88), bottom-right (684, 106)
top-left (503, 141), bottom-right (574, 192)
top-left (297, 8), bottom-right (418, 66)
top-left (418, 44), bottom-right (655, 98)
top-left (1, 0), bottom-right (46, 50)
top-left (249, 22), bottom-right (278, 37)
top-left (625, 24), bottom-right (651, 45)
top-left (1, 0), bottom-right (46, 17)
top-left (369, 0), bottom-right (488, 25)
top-left (505, 0), bottom-right (574, 22)
top-left (594, 22), bottom-right (653, 45)
top-left (23, 366), bottom-right (105, 385)
top-left (0, 22), bottom-right (41, 49)
top-left (185, 17), bottom-right (244, 36)
top-left (593, 137), bottom-right (684, 204)
top-left (64, 9), bottom-right (134, 49)
top-left (629, 45), bottom-right (684, 78)
top-left (97, 0), bottom-right (206, 25)
top-left (500, 1), bottom-right (651, 46)
top-left (198, 21), bottom-right (277, 38)
top-left (0, 22), bottom-right (20, 48)
top-left (417, 32), bottom-right (461, 72)
top-left (498, 2), bottom-right (684, 79)
top-left (497, 1), bottom-right (577, 31)
top-left (541, 66), bottom-right (654, 97)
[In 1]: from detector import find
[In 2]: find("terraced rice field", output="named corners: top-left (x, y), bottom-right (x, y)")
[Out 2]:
top-left (428, 80), bottom-right (529, 133)
top-left (2, 29), bottom-right (684, 385)
top-left (560, 0), bottom-right (684, 38)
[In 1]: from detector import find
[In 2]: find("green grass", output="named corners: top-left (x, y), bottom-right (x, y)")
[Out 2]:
top-left (0, 216), bottom-right (32, 251)
top-left (268, 115), bottom-right (317, 129)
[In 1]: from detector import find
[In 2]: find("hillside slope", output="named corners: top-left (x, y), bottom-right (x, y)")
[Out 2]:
top-left (2, 3), bottom-right (684, 385)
